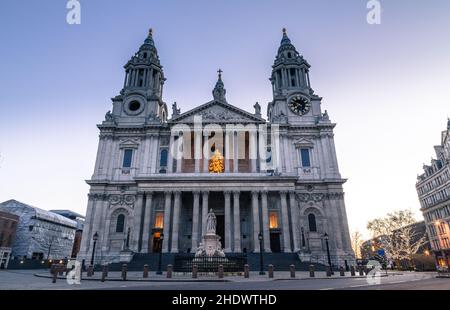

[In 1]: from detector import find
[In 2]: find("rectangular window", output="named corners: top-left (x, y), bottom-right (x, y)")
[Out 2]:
top-left (122, 149), bottom-right (133, 168)
top-left (269, 211), bottom-right (278, 229)
top-left (154, 212), bottom-right (164, 229)
top-left (300, 148), bottom-right (311, 167)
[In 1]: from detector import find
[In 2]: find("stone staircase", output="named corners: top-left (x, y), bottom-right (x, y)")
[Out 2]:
top-left (246, 252), bottom-right (326, 271)
top-left (101, 252), bottom-right (326, 272)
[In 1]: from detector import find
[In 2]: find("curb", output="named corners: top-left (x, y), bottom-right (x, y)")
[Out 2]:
top-left (34, 272), bottom-right (399, 283)
top-left (34, 273), bottom-right (230, 283)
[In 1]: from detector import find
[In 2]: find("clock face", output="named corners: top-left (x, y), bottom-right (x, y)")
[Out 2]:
top-left (288, 95), bottom-right (311, 115)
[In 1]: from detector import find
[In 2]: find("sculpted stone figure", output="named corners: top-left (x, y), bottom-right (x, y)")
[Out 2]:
top-left (206, 209), bottom-right (217, 235)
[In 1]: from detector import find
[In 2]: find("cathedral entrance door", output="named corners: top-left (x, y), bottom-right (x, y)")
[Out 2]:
top-left (270, 232), bottom-right (281, 253)
top-left (152, 231), bottom-right (162, 253)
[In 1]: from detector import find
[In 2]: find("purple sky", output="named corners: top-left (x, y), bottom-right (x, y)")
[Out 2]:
top-left (1, 0), bottom-right (450, 238)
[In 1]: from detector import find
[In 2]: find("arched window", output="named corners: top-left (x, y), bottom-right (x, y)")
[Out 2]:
top-left (116, 214), bottom-right (125, 233)
top-left (308, 213), bottom-right (317, 232)
top-left (160, 149), bottom-right (168, 167)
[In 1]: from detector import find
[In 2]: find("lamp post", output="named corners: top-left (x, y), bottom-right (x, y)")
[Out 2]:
top-left (90, 232), bottom-right (98, 266)
top-left (324, 233), bottom-right (333, 275)
top-left (258, 233), bottom-right (265, 275)
top-left (157, 233), bottom-right (164, 275)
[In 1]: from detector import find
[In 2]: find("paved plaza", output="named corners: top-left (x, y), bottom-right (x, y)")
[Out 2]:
top-left (0, 269), bottom-right (447, 290)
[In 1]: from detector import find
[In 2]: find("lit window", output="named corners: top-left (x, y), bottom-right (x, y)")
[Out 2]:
top-left (154, 212), bottom-right (164, 229)
top-left (269, 211), bottom-right (278, 229)
top-left (301, 148), bottom-right (311, 167)
top-left (123, 149), bottom-right (133, 168)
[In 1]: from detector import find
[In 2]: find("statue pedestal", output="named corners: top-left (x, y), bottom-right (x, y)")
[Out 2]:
top-left (195, 233), bottom-right (226, 258)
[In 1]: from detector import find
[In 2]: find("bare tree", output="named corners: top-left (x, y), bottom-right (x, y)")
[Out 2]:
top-left (367, 210), bottom-right (426, 269)
top-left (351, 230), bottom-right (363, 259)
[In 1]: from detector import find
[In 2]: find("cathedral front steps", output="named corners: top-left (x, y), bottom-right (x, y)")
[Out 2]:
top-left (100, 252), bottom-right (326, 272)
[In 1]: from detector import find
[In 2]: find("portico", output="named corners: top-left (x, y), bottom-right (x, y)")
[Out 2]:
top-left (135, 178), bottom-right (297, 255)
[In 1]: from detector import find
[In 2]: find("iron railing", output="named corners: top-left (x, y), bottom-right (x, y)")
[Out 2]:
top-left (174, 254), bottom-right (247, 273)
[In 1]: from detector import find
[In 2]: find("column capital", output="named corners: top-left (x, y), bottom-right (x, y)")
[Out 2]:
top-left (164, 190), bottom-right (173, 195)
top-left (224, 190), bottom-right (232, 196)
top-left (279, 190), bottom-right (288, 196)
top-left (145, 192), bottom-right (154, 199)
top-left (232, 190), bottom-right (240, 196)
top-left (251, 190), bottom-right (260, 197)
top-left (260, 190), bottom-right (269, 196)
top-left (192, 190), bottom-right (201, 196)
top-left (173, 190), bottom-right (182, 196)
top-left (201, 190), bottom-right (210, 196)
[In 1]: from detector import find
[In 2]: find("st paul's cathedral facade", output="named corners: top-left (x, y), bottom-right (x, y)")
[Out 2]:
top-left (78, 28), bottom-right (355, 268)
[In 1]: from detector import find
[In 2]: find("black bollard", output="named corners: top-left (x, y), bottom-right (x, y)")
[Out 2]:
top-left (121, 264), bottom-right (127, 281)
top-left (309, 265), bottom-right (315, 278)
top-left (192, 265), bottom-right (198, 279)
top-left (268, 264), bottom-right (274, 278)
top-left (218, 265), bottom-right (224, 279)
top-left (290, 264), bottom-right (296, 278)
top-left (143, 264), bottom-right (149, 278)
top-left (167, 264), bottom-right (173, 278)
top-left (244, 264), bottom-right (249, 278)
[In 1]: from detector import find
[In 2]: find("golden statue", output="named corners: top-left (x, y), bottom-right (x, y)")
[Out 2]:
top-left (209, 149), bottom-right (224, 173)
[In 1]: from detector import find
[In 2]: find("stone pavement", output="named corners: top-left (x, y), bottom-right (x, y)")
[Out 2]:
top-left (0, 269), bottom-right (436, 290)
top-left (35, 269), bottom-right (391, 282)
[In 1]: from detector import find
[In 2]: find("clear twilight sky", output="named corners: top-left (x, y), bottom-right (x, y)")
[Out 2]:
top-left (0, 1), bottom-right (449, 239)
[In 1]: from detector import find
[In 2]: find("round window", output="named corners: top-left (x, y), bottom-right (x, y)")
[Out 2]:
top-left (128, 100), bottom-right (141, 111)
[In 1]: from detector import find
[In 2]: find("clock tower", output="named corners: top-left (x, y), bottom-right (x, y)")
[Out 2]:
top-left (267, 29), bottom-right (323, 125)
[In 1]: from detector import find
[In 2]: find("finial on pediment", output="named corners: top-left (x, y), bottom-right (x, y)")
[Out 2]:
top-left (254, 102), bottom-right (261, 117)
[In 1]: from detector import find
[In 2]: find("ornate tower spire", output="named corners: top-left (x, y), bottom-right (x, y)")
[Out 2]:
top-left (212, 69), bottom-right (227, 102)
top-left (121, 28), bottom-right (165, 99)
top-left (270, 28), bottom-right (313, 97)
top-left (110, 27), bottom-right (168, 125)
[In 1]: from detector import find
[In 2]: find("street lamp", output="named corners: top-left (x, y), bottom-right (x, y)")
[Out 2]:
top-left (258, 233), bottom-right (265, 275)
top-left (157, 233), bottom-right (164, 275)
top-left (324, 233), bottom-right (333, 275)
top-left (90, 232), bottom-right (99, 266)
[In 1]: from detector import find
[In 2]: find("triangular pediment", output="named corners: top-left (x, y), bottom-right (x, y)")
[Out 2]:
top-left (169, 100), bottom-right (265, 124)
top-left (293, 137), bottom-right (314, 147)
top-left (119, 138), bottom-right (139, 149)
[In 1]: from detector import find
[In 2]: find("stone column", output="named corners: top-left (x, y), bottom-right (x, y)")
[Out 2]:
top-left (79, 194), bottom-right (96, 257)
top-left (175, 134), bottom-right (183, 173)
top-left (280, 191), bottom-right (291, 253)
top-left (191, 191), bottom-right (201, 250)
top-left (201, 191), bottom-right (209, 236)
top-left (141, 192), bottom-right (153, 253)
top-left (167, 135), bottom-right (175, 173)
top-left (289, 191), bottom-right (300, 252)
top-left (194, 131), bottom-right (201, 173)
top-left (251, 191), bottom-right (261, 253)
top-left (250, 130), bottom-right (257, 173)
top-left (162, 191), bottom-right (172, 253)
top-left (131, 194), bottom-right (144, 252)
top-left (233, 131), bottom-right (239, 173)
top-left (260, 190), bottom-right (271, 252)
top-left (225, 129), bottom-right (232, 173)
top-left (224, 191), bottom-right (232, 252)
top-left (171, 191), bottom-right (181, 253)
top-left (203, 131), bottom-right (209, 173)
top-left (233, 191), bottom-right (241, 252)
top-left (93, 137), bottom-right (106, 177)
